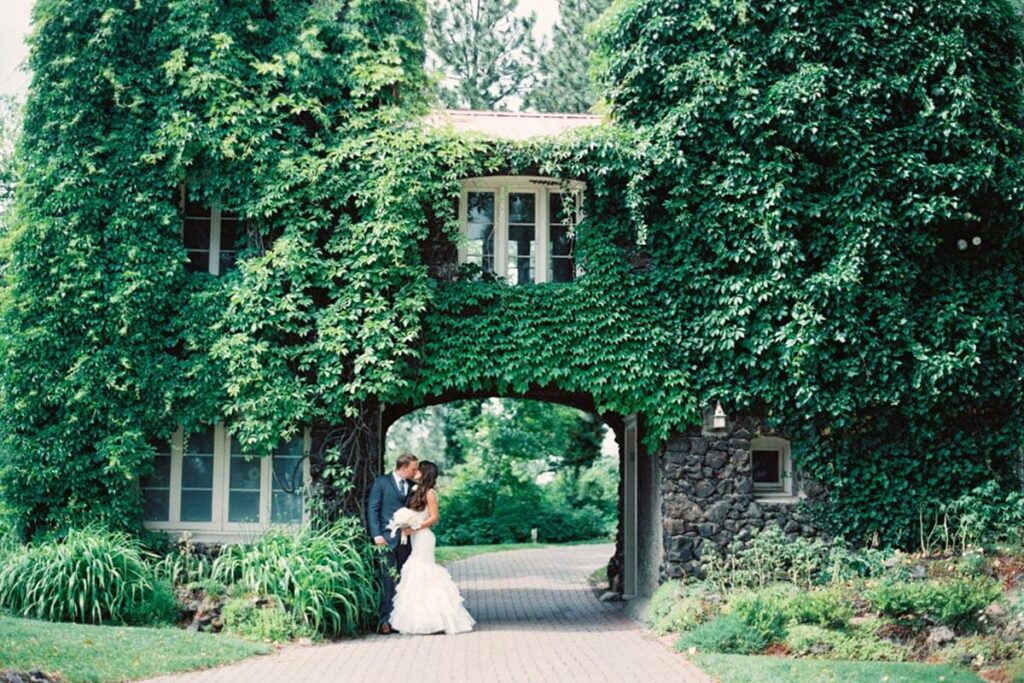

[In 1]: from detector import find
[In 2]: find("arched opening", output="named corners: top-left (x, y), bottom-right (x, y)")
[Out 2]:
top-left (380, 389), bottom-right (663, 603)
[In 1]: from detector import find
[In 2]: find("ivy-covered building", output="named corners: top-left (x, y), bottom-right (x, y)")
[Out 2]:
top-left (3, 0), bottom-right (1023, 601)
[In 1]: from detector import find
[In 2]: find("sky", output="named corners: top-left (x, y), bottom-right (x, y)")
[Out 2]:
top-left (0, 0), bottom-right (560, 98)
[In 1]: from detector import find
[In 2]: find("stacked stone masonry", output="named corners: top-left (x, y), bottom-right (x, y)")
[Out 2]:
top-left (660, 416), bottom-right (828, 580)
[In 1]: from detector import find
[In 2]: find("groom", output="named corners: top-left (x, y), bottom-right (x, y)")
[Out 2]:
top-left (367, 452), bottom-right (419, 634)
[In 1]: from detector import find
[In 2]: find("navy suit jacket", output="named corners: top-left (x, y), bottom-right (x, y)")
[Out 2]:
top-left (368, 473), bottom-right (410, 550)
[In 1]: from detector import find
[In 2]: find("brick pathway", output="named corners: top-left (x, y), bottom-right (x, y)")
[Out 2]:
top-left (142, 543), bottom-right (710, 683)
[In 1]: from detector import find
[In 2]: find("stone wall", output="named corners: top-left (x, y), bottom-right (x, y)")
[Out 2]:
top-left (660, 415), bottom-right (827, 580)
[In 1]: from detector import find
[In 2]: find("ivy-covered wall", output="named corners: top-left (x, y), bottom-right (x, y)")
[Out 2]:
top-left (1, 0), bottom-right (1023, 550)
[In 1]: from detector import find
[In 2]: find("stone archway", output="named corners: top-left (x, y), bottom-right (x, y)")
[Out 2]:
top-left (374, 387), bottom-right (661, 601)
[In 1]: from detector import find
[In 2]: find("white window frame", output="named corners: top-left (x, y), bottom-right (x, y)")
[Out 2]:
top-left (178, 186), bottom-right (236, 277)
top-left (750, 436), bottom-right (795, 500)
top-left (143, 424), bottom-right (312, 542)
top-left (458, 176), bottom-right (585, 284)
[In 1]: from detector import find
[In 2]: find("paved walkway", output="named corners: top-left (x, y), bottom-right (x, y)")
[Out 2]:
top-left (143, 544), bottom-right (711, 683)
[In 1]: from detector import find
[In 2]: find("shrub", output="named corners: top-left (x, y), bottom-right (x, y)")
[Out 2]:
top-left (121, 577), bottom-right (180, 626)
top-left (703, 527), bottom-right (886, 591)
top-left (648, 581), bottom-right (719, 635)
top-left (918, 481), bottom-right (1024, 554)
top-left (212, 518), bottom-right (378, 637)
top-left (932, 634), bottom-right (1024, 668)
top-left (785, 623), bottom-right (908, 662)
top-left (0, 526), bottom-right (174, 625)
top-left (866, 577), bottom-right (1002, 629)
top-left (676, 613), bottom-right (767, 655)
top-left (726, 587), bottom-right (792, 645)
top-left (152, 536), bottom-right (213, 586)
top-left (785, 587), bottom-right (855, 628)
top-left (222, 596), bottom-right (313, 643)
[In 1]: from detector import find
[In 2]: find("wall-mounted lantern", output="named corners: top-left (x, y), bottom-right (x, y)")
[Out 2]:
top-left (713, 401), bottom-right (727, 430)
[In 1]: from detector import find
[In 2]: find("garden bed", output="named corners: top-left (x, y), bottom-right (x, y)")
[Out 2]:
top-left (649, 527), bottom-right (1024, 682)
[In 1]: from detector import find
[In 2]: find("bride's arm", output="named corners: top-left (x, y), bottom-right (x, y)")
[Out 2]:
top-left (417, 489), bottom-right (440, 530)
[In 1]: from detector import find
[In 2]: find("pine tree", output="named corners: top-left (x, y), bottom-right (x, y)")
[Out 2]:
top-left (427, 0), bottom-right (537, 110)
top-left (525, 0), bottom-right (611, 113)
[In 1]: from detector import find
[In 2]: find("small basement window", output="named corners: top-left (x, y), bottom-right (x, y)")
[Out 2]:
top-left (750, 436), bottom-right (794, 498)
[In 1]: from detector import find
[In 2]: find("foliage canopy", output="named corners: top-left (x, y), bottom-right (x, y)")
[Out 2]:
top-left (1, 0), bottom-right (1022, 546)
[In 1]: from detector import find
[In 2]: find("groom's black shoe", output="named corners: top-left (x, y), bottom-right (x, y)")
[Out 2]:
top-left (378, 624), bottom-right (393, 635)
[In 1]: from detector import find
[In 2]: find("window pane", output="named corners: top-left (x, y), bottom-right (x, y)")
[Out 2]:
top-left (230, 456), bottom-right (262, 490)
top-left (752, 450), bottom-right (782, 487)
top-left (187, 429), bottom-right (215, 455)
top-left (186, 251), bottom-right (209, 273)
top-left (466, 192), bottom-right (495, 274)
top-left (272, 491), bottom-right (303, 524)
top-left (550, 258), bottom-right (575, 283)
top-left (219, 250), bottom-right (236, 273)
top-left (508, 193), bottom-right (536, 224)
top-left (181, 455), bottom-right (213, 488)
top-left (272, 436), bottom-right (304, 524)
top-left (220, 216), bottom-right (240, 248)
top-left (184, 196), bottom-right (210, 217)
top-left (143, 490), bottom-right (169, 522)
top-left (183, 219), bottom-right (211, 249)
top-left (228, 491), bottom-right (261, 523)
top-left (549, 192), bottom-right (566, 224)
top-left (508, 224), bottom-right (535, 285)
top-left (273, 456), bottom-right (303, 491)
top-left (141, 454), bottom-right (171, 488)
top-left (550, 225), bottom-right (573, 257)
top-left (181, 490), bottom-right (213, 522)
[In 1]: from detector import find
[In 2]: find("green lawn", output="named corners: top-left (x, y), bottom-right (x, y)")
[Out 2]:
top-left (693, 654), bottom-right (982, 683)
top-left (436, 542), bottom-right (549, 564)
top-left (436, 538), bottom-right (612, 565)
top-left (0, 614), bottom-right (270, 683)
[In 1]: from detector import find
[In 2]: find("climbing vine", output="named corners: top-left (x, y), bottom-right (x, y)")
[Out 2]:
top-left (1, 0), bottom-right (1022, 546)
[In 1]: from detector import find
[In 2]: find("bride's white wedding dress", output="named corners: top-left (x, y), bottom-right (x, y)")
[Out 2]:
top-left (390, 507), bottom-right (475, 635)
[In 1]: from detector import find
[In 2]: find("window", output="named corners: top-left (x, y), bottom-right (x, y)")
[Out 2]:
top-left (459, 177), bottom-right (584, 284)
top-left (180, 187), bottom-right (245, 276)
top-left (141, 425), bottom-right (310, 540)
top-left (750, 436), bottom-right (794, 498)
top-left (141, 438), bottom-right (171, 522)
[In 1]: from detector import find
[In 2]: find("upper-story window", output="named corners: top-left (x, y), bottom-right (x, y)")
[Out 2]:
top-left (180, 187), bottom-right (244, 276)
top-left (459, 177), bottom-right (584, 284)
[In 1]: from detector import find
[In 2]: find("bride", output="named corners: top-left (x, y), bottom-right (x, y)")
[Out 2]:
top-left (390, 461), bottom-right (475, 635)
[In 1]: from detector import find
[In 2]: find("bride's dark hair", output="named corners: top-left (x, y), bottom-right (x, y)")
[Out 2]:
top-left (408, 461), bottom-right (438, 511)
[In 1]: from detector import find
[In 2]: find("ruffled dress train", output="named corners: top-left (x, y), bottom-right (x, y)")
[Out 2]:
top-left (389, 509), bottom-right (475, 635)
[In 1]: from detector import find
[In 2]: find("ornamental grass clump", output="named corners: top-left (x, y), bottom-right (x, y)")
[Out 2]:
top-left (0, 525), bottom-right (176, 625)
top-left (211, 518), bottom-right (378, 637)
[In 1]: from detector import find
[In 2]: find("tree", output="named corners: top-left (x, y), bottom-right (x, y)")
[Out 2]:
top-left (525, 0), bottom-right (611, 113)
top-left (427, 0), bottom-right (537, 110)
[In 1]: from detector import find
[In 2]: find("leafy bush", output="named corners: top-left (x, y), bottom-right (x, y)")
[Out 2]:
top-left (648, 581), bottom-right (719, 635)
top-left (932, 634), bottom-right (1024, 667)
top-left (785, 624), bottom-right (908, 662)
top-left (918, 482), bottom-right (1024, 554)
top-left (222, 596), bottom-right (313, 643)
top-left (676, 613), bottom-right (767, 655)
top-left (866, 578), bottom-right (1002, 629)
top-left (152, 540), bottom-right (213, 586)
top-left (212, 519), bottom-right (378, 637)
top-left (0, 526), bottom-right (175, 625)
top-left (726, 586), bottom-right (792, 645)
top-left (785, 587), bottom-right (855, 628)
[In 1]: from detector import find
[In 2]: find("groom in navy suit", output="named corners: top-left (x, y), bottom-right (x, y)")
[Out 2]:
top-left (368, 452), bottom-right (419, 634)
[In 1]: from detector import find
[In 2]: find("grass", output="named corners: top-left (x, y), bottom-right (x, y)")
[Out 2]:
top-left (436, 538), bottom-right (612, 565)
top-left (693, 654), bottom-right (982, 683)
top-left (0, 613), bottom-right (270, 683)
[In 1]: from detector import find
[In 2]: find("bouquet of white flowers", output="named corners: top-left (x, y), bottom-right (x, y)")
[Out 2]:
top-left (386, 507), bottom-right (422, 545)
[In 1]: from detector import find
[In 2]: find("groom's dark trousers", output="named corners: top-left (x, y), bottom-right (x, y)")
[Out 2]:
top-left (368, 473), bottom-right (412, 627)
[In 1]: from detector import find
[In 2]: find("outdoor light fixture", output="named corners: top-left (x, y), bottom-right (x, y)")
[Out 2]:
top-left (957, 239), bottom-right (968, 251)
top-left (713, 402), bottom-right (727, 430)
top-left (972, 236), bottom-right (982, 247)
